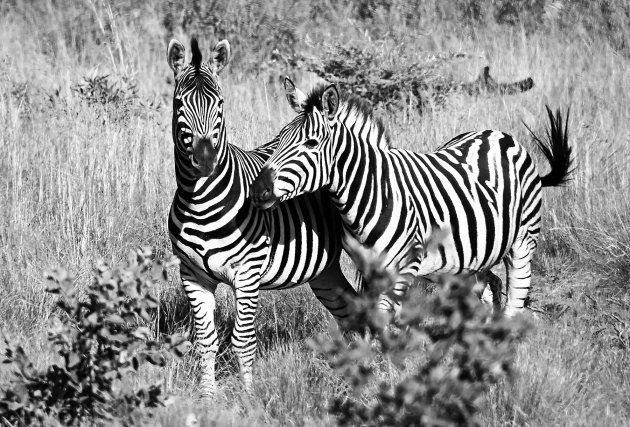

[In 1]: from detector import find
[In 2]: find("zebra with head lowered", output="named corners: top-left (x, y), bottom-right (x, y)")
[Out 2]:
top-left (166, 41), bottom-right (358, 396)
top-left (252, 78), bottom-right (573, 318)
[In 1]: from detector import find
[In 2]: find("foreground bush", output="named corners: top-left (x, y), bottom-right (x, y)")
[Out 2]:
top-left (312, 239), bottom-right (529, 426)
top-left (0, 248), bottom-right (190, 426)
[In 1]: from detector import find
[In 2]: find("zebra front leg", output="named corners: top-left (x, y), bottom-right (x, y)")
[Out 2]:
top-left (182, 276), bottom-right (218, 398)
top-left (232, 281), bottom-right (260, 391)
top-left (503, 238), bottom-right (534, 317)
top-left (309, 258), bottom-right (360, 332)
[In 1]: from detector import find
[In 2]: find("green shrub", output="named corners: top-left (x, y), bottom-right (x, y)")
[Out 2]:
top-left (0, 248), bottom-right (190, 426)
top-left (312, 239), bottom-right (530, 426)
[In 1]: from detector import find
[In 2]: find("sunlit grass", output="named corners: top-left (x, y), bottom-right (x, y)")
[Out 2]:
top-left (0, 0), bottom-right (629, 425)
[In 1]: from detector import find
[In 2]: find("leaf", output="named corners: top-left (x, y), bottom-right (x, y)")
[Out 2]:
top-left (68, 368), bottom-right (80, 385)
top-left (165, 333), bottom-right (186, 345)
top-left (86, 312), bottom-right (99, 326)
top-left (145, 351), bottom-right (165, 366)
top-left (139, 309), bottom-right (153, 323)
top-left (122, 312), bottom-right (137, 323)
top-left (133, 327), bottom-right (151, 340)
top-left (105, 314), bottom-right (125, 325)
top-left (7, 401), bottom-right (23, 411)
top-left (173, 341), bottom-right (192, 357)
top-left (66, 353), bottom-right (81, 369)
top-left (144, 295), bottom-right (159, 309)
top-left (99, 370), bottom-right (116, 382)
top-left (108, 333), bottom-right (127, 344)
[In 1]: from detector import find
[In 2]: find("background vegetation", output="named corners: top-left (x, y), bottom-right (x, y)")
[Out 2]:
top-left (0, 0), bottom-right (629, 425)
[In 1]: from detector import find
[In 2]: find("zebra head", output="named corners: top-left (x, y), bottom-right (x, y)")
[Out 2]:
top-left (251, 78), bottom-right (340, 210)
top-left (167, 38), bottom-right (230, 178)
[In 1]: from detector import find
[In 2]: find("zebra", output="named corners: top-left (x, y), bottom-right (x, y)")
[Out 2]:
top-left (166, 41), bottom-right (359, 396)
top-left (251, 78), bottom-right (573, 317)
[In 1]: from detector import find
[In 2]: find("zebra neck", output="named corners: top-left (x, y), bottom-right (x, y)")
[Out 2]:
top-left (328, 130), bottom-right (397, 243)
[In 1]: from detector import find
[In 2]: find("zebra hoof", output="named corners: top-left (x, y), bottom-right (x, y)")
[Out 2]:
top-left (503, 306), bottom-right (525, 318)
top-left (503, 306), bottom-right (541, 321)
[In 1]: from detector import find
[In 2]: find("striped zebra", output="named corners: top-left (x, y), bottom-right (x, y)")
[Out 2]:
top-left (251, 78), bottom-right (573, 317)
top-left (166, 41), bottom-right (358, 396)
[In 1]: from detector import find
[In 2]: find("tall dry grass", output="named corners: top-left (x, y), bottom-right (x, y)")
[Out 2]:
top-left (1, 0), bottom-right (629, 425)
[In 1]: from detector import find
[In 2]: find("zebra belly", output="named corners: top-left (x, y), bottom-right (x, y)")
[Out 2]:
top-left (416, 242), bottom-right (508, 277)
top-left (413, 203), bottom-right (519, 277)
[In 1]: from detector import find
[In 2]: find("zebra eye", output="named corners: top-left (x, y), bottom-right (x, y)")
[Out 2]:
top-left (304, 138), bottom-right (319, 148)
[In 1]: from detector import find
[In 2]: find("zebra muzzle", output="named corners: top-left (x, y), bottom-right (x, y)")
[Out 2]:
top-left (251, 167), bottom-right (278, 210)
top-left (190, 137), bottom-right (217, 177)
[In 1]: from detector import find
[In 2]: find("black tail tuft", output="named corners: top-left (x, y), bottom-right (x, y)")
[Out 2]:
top-left (524, 106), bottom-right (575, 187)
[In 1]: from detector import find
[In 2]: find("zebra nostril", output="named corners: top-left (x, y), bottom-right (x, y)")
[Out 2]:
top-left (251, 168), bottom-right (276, 206)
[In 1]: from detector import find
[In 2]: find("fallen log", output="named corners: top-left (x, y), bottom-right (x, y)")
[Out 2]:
top-left (459, 66), bottom-right (534, 95)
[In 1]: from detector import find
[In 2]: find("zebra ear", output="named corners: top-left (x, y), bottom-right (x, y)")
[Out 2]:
top-left (284, 77), bottom-right (306, 113)
top-left (321, 84), bottom-right (339, 120)
top-left (167, 39), bottom-right (186, 76)
top-left (211, 40), bottom-right (231, 74)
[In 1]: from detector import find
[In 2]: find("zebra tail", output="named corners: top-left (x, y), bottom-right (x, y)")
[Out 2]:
top-left (525, 105), bottom-right (575, 187)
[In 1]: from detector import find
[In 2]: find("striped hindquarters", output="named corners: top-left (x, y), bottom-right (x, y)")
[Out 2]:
top-left (392, 130), bottom-right (543, 275)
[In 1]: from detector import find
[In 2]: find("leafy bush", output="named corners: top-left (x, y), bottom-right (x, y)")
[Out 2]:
top-left (70, 69), bottom-right (164, 121)
top-left (272, 43), bottom-right (461, 113)
top-left (491, 0), bottom-right (546, 27)
top-left (272, 44), bottom-right (534, 115)
top-left (71, 69), bottom-right (138, 107)
top-left (0, 248), bottom-right (190, 426)
top-left (311, 239), bottom-right (529, 426)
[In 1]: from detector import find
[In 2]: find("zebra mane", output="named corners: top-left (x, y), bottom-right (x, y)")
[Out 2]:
top-left (190, 37), bottom-right (211, 91)
top-left (303, 84), bottom-right (391, 148)
top-left (191, 38), bottom-right (202, 72)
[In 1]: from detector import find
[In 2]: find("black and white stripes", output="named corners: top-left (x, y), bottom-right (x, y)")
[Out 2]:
top-left (166, 41), bottom-right (356, 396)
top-left (252, 79), bottom-right (573, 317)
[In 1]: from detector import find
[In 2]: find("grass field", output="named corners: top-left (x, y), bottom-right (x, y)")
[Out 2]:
top-left (1, 0), bottom-right (629, 425)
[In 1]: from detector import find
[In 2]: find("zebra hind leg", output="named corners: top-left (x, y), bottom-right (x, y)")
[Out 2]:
top-left (181, 275), bottom-right (219, 398)
top-left (503, 238), bottom-right (534, 317)
top-left (377, 278), bottom-right (412, 325)
top-left (309, 258), bottom-right (361, 332)
top-left (478, 271), bottom-right (506, 316)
